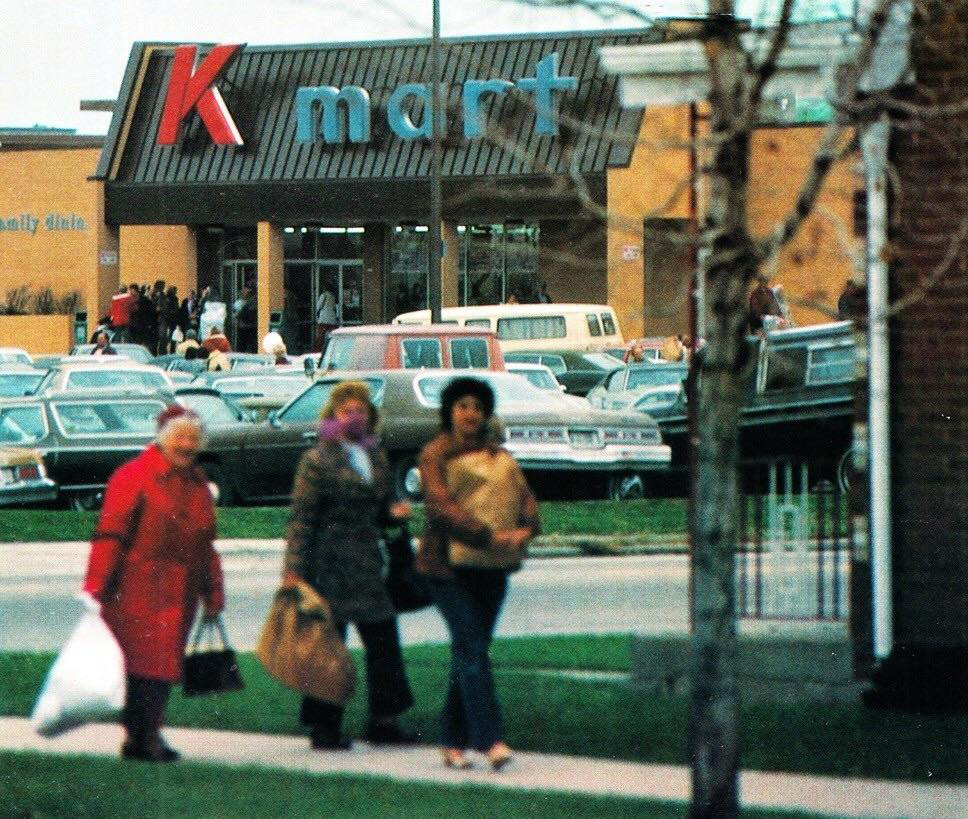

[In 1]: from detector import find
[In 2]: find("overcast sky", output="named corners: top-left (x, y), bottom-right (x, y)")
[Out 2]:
top-left (0, 0), bottom-right (848, 134)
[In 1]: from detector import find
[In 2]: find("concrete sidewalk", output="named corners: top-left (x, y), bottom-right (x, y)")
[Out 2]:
top-left (3, 718), bottom-right (966, 817)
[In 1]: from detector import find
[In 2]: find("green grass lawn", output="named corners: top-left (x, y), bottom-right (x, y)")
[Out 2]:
top-left (0, 751), bottom-right (823, 819)
top-left (0, 499), bottom-right (690, 543)
top-left (3, 635), bottom-right (965, 785)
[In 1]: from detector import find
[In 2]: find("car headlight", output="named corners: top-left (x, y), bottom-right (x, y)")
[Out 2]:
top-left (506, 426), bottom-right (567, 443)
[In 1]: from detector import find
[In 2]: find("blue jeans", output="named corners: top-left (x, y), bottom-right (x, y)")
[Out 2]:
top-left (431, 568), bottom-right (508, 751)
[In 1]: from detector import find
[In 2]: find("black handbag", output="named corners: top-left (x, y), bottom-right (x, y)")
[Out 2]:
top-left (183, 615), bottom-right (245, 697)
top-left (385, 522), bottom-right (433, 613)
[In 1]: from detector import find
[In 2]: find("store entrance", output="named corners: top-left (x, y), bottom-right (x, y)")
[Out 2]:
top-left (219, 260), bottom-right (256, 350)
top-left (283, 259), bottom-right (364, 354)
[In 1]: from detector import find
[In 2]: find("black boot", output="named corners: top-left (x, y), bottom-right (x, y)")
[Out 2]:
top-left (310, 725), bottom-right (352, 751)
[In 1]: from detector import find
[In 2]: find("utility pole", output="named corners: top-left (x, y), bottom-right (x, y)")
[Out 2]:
top-left (428, 0), bottom-right (443, 322)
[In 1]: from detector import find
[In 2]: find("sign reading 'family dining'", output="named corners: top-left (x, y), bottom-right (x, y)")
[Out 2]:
top-left (157, 44), bottom-right (578, 148)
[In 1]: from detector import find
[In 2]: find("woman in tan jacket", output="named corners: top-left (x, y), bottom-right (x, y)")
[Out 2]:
top-left (416, 376), bottom-right (540, 771)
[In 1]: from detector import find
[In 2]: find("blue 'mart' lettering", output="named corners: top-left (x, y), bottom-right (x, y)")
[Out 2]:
top-left (293, 52), bottom-right (577, 146)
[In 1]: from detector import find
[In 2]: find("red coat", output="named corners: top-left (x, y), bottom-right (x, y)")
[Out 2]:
top-left (83, 445), bottom-right (224, 682)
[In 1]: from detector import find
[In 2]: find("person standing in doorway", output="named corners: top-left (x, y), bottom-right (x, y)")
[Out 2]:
top-left (314, 285), bottom-right (338, 353)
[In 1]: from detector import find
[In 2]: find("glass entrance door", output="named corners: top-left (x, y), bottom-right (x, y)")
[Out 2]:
top-left (317, 260), bottom-right (364, 327)
top-left (219, 260), bottom-right (256, 350)
top-left (284, 260), bottom-right (364, 354)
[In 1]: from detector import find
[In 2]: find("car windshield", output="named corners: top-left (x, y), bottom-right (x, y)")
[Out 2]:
top-left (416, 373), bottom-right (560, 410)
top-left (53, 400), bottom-right (165, 436)
top-left (626, 366), bottom-right (687, 391)
top-left (72, 344), bottom-right (152, 364)
top-left (230, 356), bottom-right (272, 371)
top-left (0, 352), bottom-right (31, 366)
top-left (214, 375), bottom-right (307, 398)
top-left (64, 370), bottom-right (168, 391)
top-left (513, 369), bottom-right (557, 390)
top-left (581, 354), bottom-right (622, 370)
top-left (0, 373), bottom-right (45, 397)
top-left (177, 393), bottom-right (242, 426)
top-left (280, 378), bottom-right (385, 423)
top-left (0, 404), bottom-right (47, 444)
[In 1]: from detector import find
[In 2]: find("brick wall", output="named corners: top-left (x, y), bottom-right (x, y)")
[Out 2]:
top-left (872, 0), bottom-right (968, 703)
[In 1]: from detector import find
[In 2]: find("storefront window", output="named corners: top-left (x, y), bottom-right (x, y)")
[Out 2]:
top-left (458, 222), bottom-right (539, 306)
top-left (389, 225), bottom-right (429, 315)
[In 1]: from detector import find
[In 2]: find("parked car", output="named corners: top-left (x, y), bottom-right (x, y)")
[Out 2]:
top-left (503, 350), bottom-right (621, 396)
top-left (152, 353), bottom-right (207, 383)
top-left (197, 369), bottom-right (670, 505)
top-left (320, 325), bottom-right (505, 372)
top-left (173, 386), bottom-right (251, 426)
top-left (586, 361), bottom-right (689, 410)
top-left (0, 366), bottom-right (47, 397)
top-left (69, 343), bottom-right (154, 364)
top-left (505, 362), bottom-right (589, 407)
top-left (646, 321), bottom-right (856, 488)
top-left (0, 390), bottom-right (171, 509)
top-left (0, 445), bottom-right (57, 507)
top-left (0, 347), bottom-right (34, 366)
top-left (34, 360), bottom-right (174, 395)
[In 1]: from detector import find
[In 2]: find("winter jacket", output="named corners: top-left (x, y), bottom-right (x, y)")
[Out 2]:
top-left (83, 445), bottom-right (224, 682)
top-left (283, 440), bottom-right (396, 624)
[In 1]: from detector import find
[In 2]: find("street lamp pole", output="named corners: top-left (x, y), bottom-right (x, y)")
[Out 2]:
top-left (428, 0), bottom-right (443, 323)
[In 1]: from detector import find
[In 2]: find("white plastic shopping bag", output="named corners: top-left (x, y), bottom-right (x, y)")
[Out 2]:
top-left (31, 592), bottom-right (126, 737)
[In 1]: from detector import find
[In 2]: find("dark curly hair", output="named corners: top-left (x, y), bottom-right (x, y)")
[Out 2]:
top-left (439, 376), bottom-right (495, 431)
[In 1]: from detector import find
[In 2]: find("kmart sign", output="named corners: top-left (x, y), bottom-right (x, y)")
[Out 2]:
top-left (157, 45), bottom-right (578, 147)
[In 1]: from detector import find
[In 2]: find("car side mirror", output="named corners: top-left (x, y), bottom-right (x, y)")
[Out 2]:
top-left (559, 384), bottom-right (567, 392)
top-left (303, 357), bottom-right (316, 376)
top-left (267, 409), bottom-right (281, 428)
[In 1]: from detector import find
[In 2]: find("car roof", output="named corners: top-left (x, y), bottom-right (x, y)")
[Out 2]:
top-left (505, 362), bottom-right (552, 371)
top-left (329, 324), bottom-right (498, 337)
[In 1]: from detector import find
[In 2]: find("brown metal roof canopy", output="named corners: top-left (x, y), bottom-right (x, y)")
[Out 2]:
top-left (98, 29), bottom-right (656, 225)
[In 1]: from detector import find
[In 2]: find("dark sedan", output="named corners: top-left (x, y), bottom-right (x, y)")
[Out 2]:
top-left (198, 369), bottom-right (669, 504)
top-left (0, 390), bottom-right (170, 509)
top-left (503, 350), bottom-right (621, 396)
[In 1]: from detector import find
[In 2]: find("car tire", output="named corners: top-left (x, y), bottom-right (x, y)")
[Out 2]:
top-left (69, 490), bottom-right (104, 512)
top-left (391, 453), bottom-right (423, 502)
top-left (201, 461), bottom-right (235, 507)
top-left (607, 473), bottom-right (645, 501)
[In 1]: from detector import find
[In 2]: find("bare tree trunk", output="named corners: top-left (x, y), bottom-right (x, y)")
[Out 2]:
top-left (689, 10), bottom-right (753, 817)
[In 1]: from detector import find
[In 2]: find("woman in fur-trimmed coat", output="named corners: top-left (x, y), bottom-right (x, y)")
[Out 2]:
top-left (282, 380), bottom-right (415, 751)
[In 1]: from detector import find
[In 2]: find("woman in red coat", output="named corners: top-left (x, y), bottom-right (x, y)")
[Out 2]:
top-left (83, 405), bottom-right (224, 762)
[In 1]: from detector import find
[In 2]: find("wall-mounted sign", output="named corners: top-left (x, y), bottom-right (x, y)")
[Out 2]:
top-left (622, 244), bottom-right (641, 261)
top-left (158, 44), bottom-right (245, 147)
top-left (99, 250), bottom-right (118, 266)
top-left (155, 45), bottom-right (577, 148)
top-left (0, 213), bottom-right (87, 234)
top-left (295, 52), bottom-right (577, 144)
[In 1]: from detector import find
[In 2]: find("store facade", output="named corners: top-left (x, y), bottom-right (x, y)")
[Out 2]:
top-left (0, 28), bottom-right (861, 354)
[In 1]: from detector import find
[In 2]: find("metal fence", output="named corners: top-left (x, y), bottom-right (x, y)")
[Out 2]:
top-left (737, 459), bottom-right (850, 621)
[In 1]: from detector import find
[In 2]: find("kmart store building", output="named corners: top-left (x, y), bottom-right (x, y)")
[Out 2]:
top-left (1, 28), bottom-right (858, 353)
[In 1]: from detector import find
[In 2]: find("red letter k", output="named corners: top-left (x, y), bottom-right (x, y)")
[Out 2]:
top-left (158, 44), bottom-right (244, 146)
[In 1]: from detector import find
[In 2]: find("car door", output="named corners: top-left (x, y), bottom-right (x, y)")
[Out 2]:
top-left (234, 383), bottom-right (326, 500)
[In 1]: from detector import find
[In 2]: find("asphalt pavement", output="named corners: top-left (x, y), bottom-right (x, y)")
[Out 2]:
top-left (2, 717), bottom-right (966, 817)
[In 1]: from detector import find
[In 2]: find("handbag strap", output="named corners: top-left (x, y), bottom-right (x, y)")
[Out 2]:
top-left (189, 613), bottom-right (231, 652)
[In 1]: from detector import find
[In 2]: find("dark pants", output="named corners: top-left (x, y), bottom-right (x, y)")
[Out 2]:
top-left (122, 675), bottom-right (172, 750)
top-left (300, 618), bottom-right (413, 733)
top-left (431, 568), bottom-right (508, 752)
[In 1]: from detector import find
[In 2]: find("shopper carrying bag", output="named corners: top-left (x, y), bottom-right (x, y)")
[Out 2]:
top-left (280, 380), bottom-right (416, 750)
top-left (81, 405), bottom-right (225, 762)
